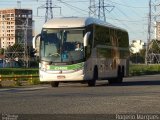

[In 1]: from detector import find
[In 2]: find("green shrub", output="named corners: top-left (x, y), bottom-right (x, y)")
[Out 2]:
top-left (0, 68), bottom-right (39, 75)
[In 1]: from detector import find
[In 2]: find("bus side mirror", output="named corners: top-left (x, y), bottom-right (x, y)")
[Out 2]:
top-left (33, 34), bottom-right (41, 49)
top-left (83, 32), bottom-right (91, 47)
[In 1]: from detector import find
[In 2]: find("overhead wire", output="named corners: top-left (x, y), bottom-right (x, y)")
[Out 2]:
top-left (109, 9), bottom-right (146, 40)
top-left (57, 0), bottom-right (89, 16)
top-left (0, 0), bottom-right (148, 40)
top-left (107, 0), bottom-right (148, 9)
top-left (103, 0), bottom-right (148, 40)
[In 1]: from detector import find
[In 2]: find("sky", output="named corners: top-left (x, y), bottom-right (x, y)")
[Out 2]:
top-left (0, 0), bottom-right (151, 43)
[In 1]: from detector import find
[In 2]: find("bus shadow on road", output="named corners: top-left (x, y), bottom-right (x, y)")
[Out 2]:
top-left (109, 80), bottom-right (160, 86)
top-left (56, 80), bottom-right (160, 87)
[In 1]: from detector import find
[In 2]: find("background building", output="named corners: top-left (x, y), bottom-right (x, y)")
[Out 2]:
top-left (156, 22), bottom-right (160, 41)
top-left (0, 9), bottom-right (32, 49)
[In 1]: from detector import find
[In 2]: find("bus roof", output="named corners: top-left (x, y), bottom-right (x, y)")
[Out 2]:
top-left (43, 17), bottom-right (127, 32)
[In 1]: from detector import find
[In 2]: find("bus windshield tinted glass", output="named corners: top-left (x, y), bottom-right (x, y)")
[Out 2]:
top-left (40, 28), bottom-right (84, 63)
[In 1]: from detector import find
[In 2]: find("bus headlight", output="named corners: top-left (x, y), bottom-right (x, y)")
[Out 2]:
top-left (41, 61), bottom-right (49, 71)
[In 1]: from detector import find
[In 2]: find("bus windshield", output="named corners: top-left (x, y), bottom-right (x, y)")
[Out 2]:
top-left (40, 28), bottom-right (84, 63)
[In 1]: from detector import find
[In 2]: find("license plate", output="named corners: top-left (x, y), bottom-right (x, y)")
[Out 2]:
top-left (57, 75), bottom-right (65, 79)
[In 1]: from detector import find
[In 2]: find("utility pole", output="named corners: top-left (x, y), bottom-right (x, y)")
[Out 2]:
top-left (89, 0), bottom-right (96, 18)
top-left (24, 17), bottom-right (29, 68)
top-left (45, 0), bottom-right (53, 22)
top-left (17, 0), bottom-right (21, 9)
top-left (98, 0), bottom-right (106, 21)
top-left (37, 0), bottom-right (61, 22)
top-left (0, 9), bottom-right (32, 68)
top-left (145, 0), bottom-right (160, 64)
top-left (89, 0), bottom-right (115, 21)
top-left (145, 0), bottom-right (152, 64)
top-left (14, 16), bottom-right (32, 68)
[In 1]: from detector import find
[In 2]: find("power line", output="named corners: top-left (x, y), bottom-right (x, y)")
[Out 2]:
top-left (107, 0), bottom-right (148, 9)
top-left (57, 0), bottom-right (88, 16)
top-left (56, 0), bottom-right (88, 3)
top-left (113, 6), bottom-right (146, 25)
top-left (105, 17), bottom-right (145, 23)
top-left (58, 0), bottom-right (88, 13)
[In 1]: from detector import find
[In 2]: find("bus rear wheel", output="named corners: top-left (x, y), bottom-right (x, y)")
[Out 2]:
top-left (117, 66), bottom-right (123, 83)
top-left (88, 80), bottom-right (96, 87)
top-left (108, 66), bottom-right (123, 84)
top-left (51, 81), bottom-right (59, 87)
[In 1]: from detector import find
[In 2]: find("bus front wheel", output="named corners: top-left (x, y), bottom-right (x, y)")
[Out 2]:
top-left (88, 67), bottom-right (98, 87)
top-left (51, 81), bottom-right (59, 87)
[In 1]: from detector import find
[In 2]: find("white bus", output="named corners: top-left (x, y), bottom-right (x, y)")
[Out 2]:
top-left (33, 17), bottom-right (129, 87)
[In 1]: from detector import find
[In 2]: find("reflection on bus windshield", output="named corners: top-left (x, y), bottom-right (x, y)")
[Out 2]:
top-left (40, 29), bottom-right (84, 63)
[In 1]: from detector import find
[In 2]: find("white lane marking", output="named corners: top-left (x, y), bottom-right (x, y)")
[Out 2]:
top-left (0, 88), bottom-right (11, 92)
top-left (125, 96), bottom-right (160, 102)
top-left (21, 86), bottom-right (49, 90)
top-left (0, 86), bottom-right (49, 92)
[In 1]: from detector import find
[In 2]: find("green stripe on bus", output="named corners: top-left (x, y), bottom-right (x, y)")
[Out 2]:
top-left (48, 63), bottom-right (84, 70)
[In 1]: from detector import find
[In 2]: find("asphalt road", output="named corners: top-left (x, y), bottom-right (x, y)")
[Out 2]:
top-left (0, 75), bottom-right (160, 117)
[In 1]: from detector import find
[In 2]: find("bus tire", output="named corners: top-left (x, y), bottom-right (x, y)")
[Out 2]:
top-left (121, 66), bottom-right (125, 77)
top-left (108, 66), bottom-right (123, 84)
top-left (108, 78), bottom-right (116, 84)
top-left (117, 66), bottom-right (123, 83)
top-left (51, 81), bottom-right (59, 87)
top-left (88, 67), bottom-right (98, 87)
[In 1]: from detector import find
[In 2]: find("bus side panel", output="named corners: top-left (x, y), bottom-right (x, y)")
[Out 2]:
top-left (92, 24), bottom-right (129, 80)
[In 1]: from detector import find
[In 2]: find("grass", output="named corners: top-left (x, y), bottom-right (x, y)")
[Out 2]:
top-left (1, 65), bottom-right (160, 77)
top-left (129, 64), bottom-right (160, 76)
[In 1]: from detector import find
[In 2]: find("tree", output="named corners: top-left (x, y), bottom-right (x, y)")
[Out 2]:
top-left (130, 52), bottom-right (145, 64)
top-left (0, 48), bottom-right (4, 55)
top-left (129, 40), bottom-right (145, 63)
top-left (149, 39), bottom-right (160, 54)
